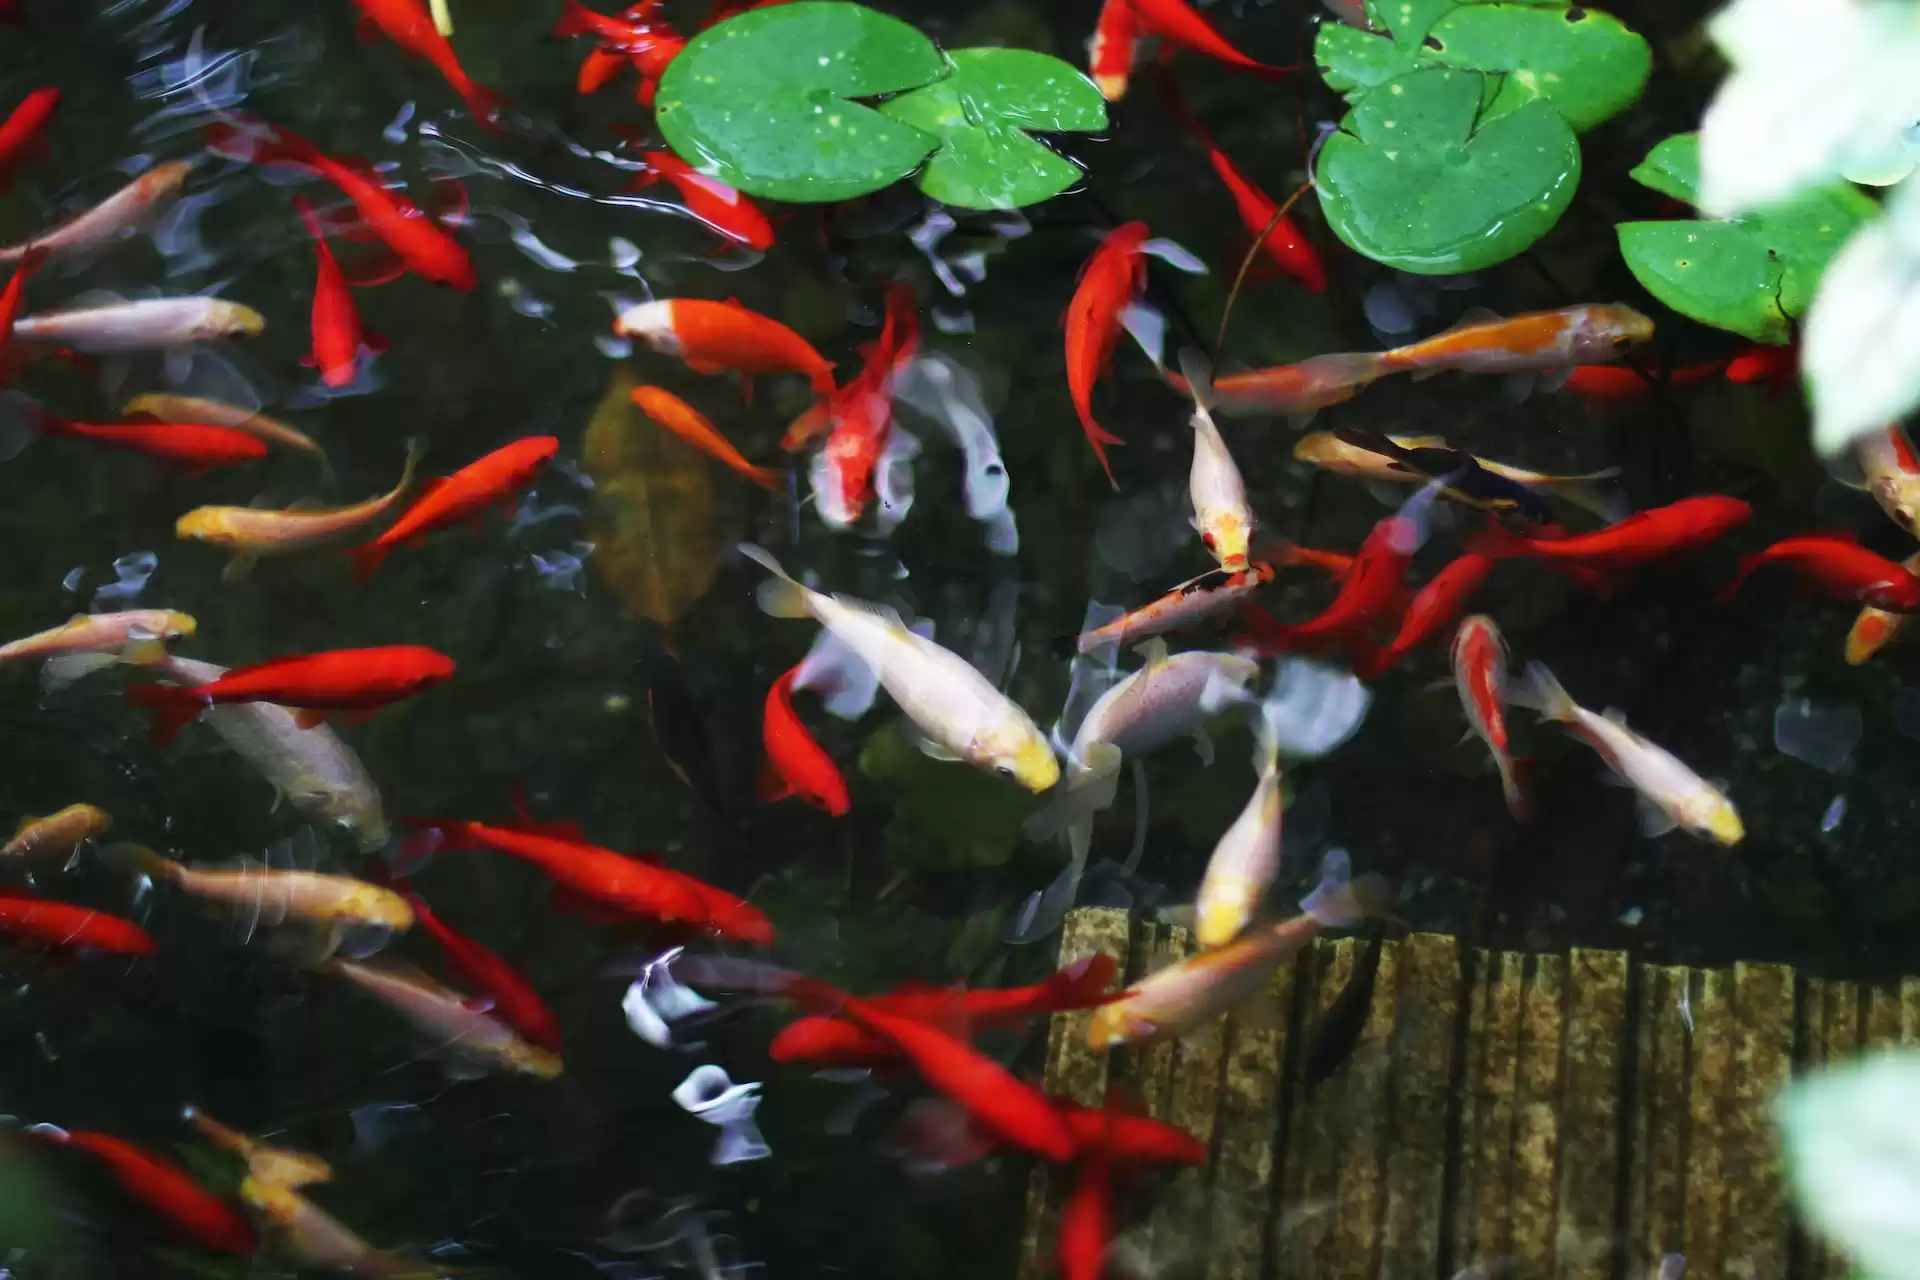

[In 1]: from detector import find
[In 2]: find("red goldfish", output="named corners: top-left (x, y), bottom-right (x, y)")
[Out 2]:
top-left (1058, 1153), bottom-right (1113, 1280)
top-left (395, 885), bottom-right (563, 1053)
top-left (1065, 222), bottom-right (1152, 485)
top-left (1351, 552), bottom-right (1496, 678)
top-left (1054, 1098), bottom-right (1207, 1166)
top-left (1451, 615), bottom-right (1524, 819)
top-left (616, 298), bottom-right (835, 400)
top-left (0, 246), bottom-right (45, 379)
top-left (29, 413), bottom-right (268, 473)
top-left (630, 151), bottom-right (772, 250)
top-left (0, 88), bottom-right (57, 190)
top-left (1726, 344), bottom-right (1797, 387)
top-left (293, 196), bottom-right (381, 388)
top-left (1128, 0), bottom-right (1294, 80)
top-left (346, 435), bottom-right (558, 579)
top-left (347, 0), bottom-right (504, 129)
top-left (1152, 72), bottom-right (1323, 292)
top-left (1469, 496), bottom-right (1753, 571)
top-left (0, 893), bottom-right (155, 955)
top-left (1563, 360), bottom-right (1723, 403)
top-left (555, 1), bottom-right (685, 103)
top-left (125, 645), bottom-right (455, 746)
top-left (1087, 0), bottom-right (1141, 100)
top-left (759, 665), bottom-right (850, 816)
top-left (204, 118), bottom-right (475, 291)
top-left (815, 281), bottom-right (919, 527)
top-left (26, 1126), bottom-right (255, 1255)
top-left (632, 386), bottom-right (780, 488)
top-left (1721, 534), bottom-right (1920, 612)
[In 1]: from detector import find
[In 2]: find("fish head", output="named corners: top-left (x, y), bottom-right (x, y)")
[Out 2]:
top-left (1688, 792), bottom-right (1745, 846)
top-left (1869, 474), bottom-right (1920, 536)
top-left (1570, 304), bottom-right (1655, 362)
top-left (1201, 512), bottom-right (1252, 571)
top-left (509, 1041), bottom-right (565, 1080)
top-left (614, 300), bottom-right (681, 353)
top-left (352, 886), bottom-right (416, 931)
top-left (984, 725), bottom-right (1061, 793)
top-left (174, 507), bottom-right (240, 546)
top-left (217, 302), bottom-right (268, 339)
top-left (1195, 880), bottom-right (1255, 950)
top-left (1085, 1001), bottom-right (1156, 1049)
top-left (156, 610), bottom-right (198, 640)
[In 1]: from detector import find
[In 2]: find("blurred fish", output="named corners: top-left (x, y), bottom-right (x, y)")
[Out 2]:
top-left (0, 608), bottom-right (191, 674)
top-left (1156, 351), bottom-right (1373, 418)
top-left (109, 843), bottom-right (414, 931)
top-left (347, 0), bottom-right (505, 129)
top-left (1129, 0), bottom-right (1294, 80)
top-left (1087, 0), bottom-right (1141, 99)
top-left (123, 394), bottom-right (330, 472)
top-left (346, 436), bottom-right (558, 580)
top-left (5, 407), bottom-right (267, 472)
top-left (1180, 351), bottom-right (1255, 568)
top-left (1851, 423), bottom-right (1920, 537)
top-left (759, 664), bottom-right (850, 816)
top-left (1303, 923), bottom-right (1383, 1088)
top-left (392, 881), bottom-right (563, 1053)
top-left (1194, 696), bottom-right (1287, 948)
top-left (1846, 551), bottom-right (1920, 662)
top-left (629, 151), bottom-right (771, 251)
top-left (1350, 552), bottom-right (1495, 679)
top-left (183, 1108), bottom-right (335, 1191)
top-left (0, 161), bottom-right (190, 263)
top-left (293, 195), bottom-right (383, 390)
top-left (1451, 615), bottom-right (1525, 820)
top-left (1721, 534), bottom-right (1920, 612)
top-left (1561, 358), bottom-right (1724, 403)
top-left (324, 957), bottom-right (562, 1078)
top-left (0, 88), bottom-right (58, 191)
top-left (1468, 496), bottom-right (1752, 572)
top-left (176, 440), bottom-right (421, 580)
top-left (631, 385), bottom-right (779, 489)
top-left (2, 802), bottom-right (111, 862)
top-left (672, 1065), bottom-right (770, 1164)
top-left (1058, 1152), bottom-right (1112, 1280)
top-left (1295, 430), bottom-right (1618, 521)
top-left (240, 1178), bottom-right (432, 1278)
top-left (1089, 852), bottom-right (1393, 1046)
top-left (811, 281), bottom-right (919, 528)
top-left (1328, 427), bottom-right (1557, 524)
top-left (616, 298), bottom-right (836, 400)
top-left (0, 247), bottom-right (44, 379)
top-left (12, 296), bottom-right (264, 353)
top-left (741, 543), bottom-right (1058, 791)
top-left (0, 893), bottom-right (155, 954)
top-left (124, 645), bottom-right (456, 745)
top-left (1054, 1096), bottom-right (1207, 1165)
top-left (24, 1124), bottom-right (255, 1255)
top-left (556, 1), bottom-right (685, 103)
top-left (1509, 661), bottom-right (1742, 845)
top-left (1067, 562), bottom-right (1276, 656)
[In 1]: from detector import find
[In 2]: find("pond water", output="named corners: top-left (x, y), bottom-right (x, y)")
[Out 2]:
top-left (0, 0), bottom-right (1905, 1276)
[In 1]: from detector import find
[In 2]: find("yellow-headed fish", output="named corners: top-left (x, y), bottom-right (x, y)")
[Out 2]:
top-left (2, 803), bottom-right (110, 861)
top-left (323, 958), bottom-right (563, 1080)
top-left (176, 442), bottom-right (421, 580)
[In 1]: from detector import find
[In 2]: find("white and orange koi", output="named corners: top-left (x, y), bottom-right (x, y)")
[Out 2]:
top-left (1846, 551), bottom-right (1920, 664)
top-left (1850, 423), bottom-right (1920, 538)
top-left (0, 609), bottom-right (193, 675)
top-left (1071, 562), bottom-right (1275, 655)
top-left (0, 161), bottom-right (191, 263)
top-left (1182, 352), bottom-right (1253, 569)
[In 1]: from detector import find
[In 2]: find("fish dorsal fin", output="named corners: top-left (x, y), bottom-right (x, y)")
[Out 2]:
top-left (829, 593), bottom-right (910, 634)
top-left (1132, 637), bottom-right (1171, 668)
top-left (1447, 306), bottom-right (1503, 331)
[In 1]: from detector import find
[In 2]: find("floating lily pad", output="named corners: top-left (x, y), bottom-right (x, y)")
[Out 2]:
top-left (878, 48), bottom-right (1107, 210)
top-left (1366, 0), bottom-right (1459, 44)
top-left (1316, 21), bottom-right (1420, 96)
top-left (858, 722), bottom-right (1037, 870)
top-left (1423, 4), bottom-right (1649, 131)
top-left (1617, 132), bottom-right (1879, 343)
top-left (1316, 68), bottom-right (1581, 275)
top-left (654, 1), bottom-right (943, 203)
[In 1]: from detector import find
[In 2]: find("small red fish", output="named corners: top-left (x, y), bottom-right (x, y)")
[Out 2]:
top-left (346, 436), bottom-right (559, 580)
top-left (1351, 552), bottom-right (1496, 679)
top-left (814, 281), bottom-right (919, 526)
top-left (125, 646), bottom-right (455, 746)
top-left (1725, 344), bottom-right (1797, 387)
top-left (555, 2), bottom-right (686, 103)
top-left (348, 0), bottom-right (505, 129)
top-left (1065, 222), bottom-right (1153, 486)
top-left (1057, 1152), bottom-right (1113, 1280)
top-left (759, 665), bottom-right (850, 816)
top-left (1129, 0), bottom-right (1294, 80)
top-left (1720, 534), bottom-right (1920, 612)
top-left (0, 88), bottom-right (58, 191)
top-left (0, 246), bottom-right (45, 380)
top-left (33, 414), bottom-right (268, 472)
top-left (1450, 614), bottom-right (1525, 820)
top-left (396, 885), bottom-right (563, 1053)
top-left (631, 152), bottom-right (772, 251)
top-left (1468, 495), bottom-right (1752, 571)
top-left (293, 196), bottom-right (382, 388)
top-left (204, 118), bottom-right (475, 291)
top-left (27, 1126), bottom-right (254, 1254)
top-left (616, 298), bottom-right (835, 401)
top-left (1087, 0), bottom-right (1141, 100)
top-left (1562, 359), bottom-right (1724, 403)
top-left (0, 893), bottom-right (155, 955)
top-left (1152, 72), bottom-right (1323, 292)
top-left (577, 44), bottom-right (630, 94)
top-left (1054, 1098), bottom-right (1208, 1167)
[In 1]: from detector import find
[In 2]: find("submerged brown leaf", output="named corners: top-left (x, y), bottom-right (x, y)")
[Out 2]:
top-left (582, 366), bottom-right (720, 625)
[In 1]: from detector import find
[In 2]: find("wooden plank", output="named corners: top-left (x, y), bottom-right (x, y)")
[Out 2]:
top-left (1865, 981), bottom-right (1903, 1051)
top-left (1628, 964), bottom-right (1690, 1274)
top-left (1276, 938), bottom-right (1351, 1280)
top-left (1508, 955), bottom-right (1567, 1273)
top-left (1125, 922), bottom-right (1181, 1265)
top-left (1205, 937), bottom-right (1297, 1280)
top-left (1453, 948), bottom-right (1523, 1275)
top-left (1722, 962), bottom-right (1792, 1280)
top-left (1323, 937), bottom-right (1397, 1280)
top-left (1145, 925), bottom-right (1225, 1278)
top-left (1378, 933), bottom-right (1459, 1280)
top-left (1684, 968), bottom-right (1732, 1279)
top-left (1807, 979), bottom-right (1862, 1280)
top-left (1017, 907), bottom-right (1130, 1280)
top-left (1556, 948), bottom-right (1628, 1280)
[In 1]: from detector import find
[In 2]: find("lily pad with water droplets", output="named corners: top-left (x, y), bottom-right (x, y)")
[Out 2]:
top-left (1316, 68), bottom-right (1581, 275)
top-left (1617, 132), bottom-right (1879, 344)
top-left (653, 1), bottom-right (943, 203)
top-left (877, 48), bottom-right (1107, 210)
top-left (1423, 4), bottom-right (1649, 131)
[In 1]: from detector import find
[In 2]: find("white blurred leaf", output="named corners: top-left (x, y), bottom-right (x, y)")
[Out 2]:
top-left (1778, 1048), bottom-right (1920, 1278)
top-left (1808, 182), bottom-right (1920, 456)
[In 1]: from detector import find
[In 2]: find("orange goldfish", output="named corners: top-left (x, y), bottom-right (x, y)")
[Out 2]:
top-left (631, 386), bottom-right (780, 489)
top-left (1847, 552), bottom-right (1920, 663)
top-left (0, 88), bottom-right (57, 191)
top-left (348, 0), bottom-right (505, 129)
top-left (125, 645), bottom-right (455, 745)
top-left (0, 161), bottom-right (189, 263)
top-left (346, 436), bottom-right (558, 579)
top-left (631, 152), bottom-right (772, 251)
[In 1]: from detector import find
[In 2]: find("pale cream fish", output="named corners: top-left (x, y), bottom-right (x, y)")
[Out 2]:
top-left (0, 608), bottom-right (194, 681)
top-left (123, 394), bottom-right (331, 473)
top-left (324, 958), bottom-right (564, 1080)
top-left (242, 1178), bottom-right (432, 1279)
top-left (1847, 423), bottom-right (1920, 538)
top-left (176, 441), bottom-right (422, 580)
top-left (184, 1108), bottom-right (335, 1192)
top-left (12, 296), bottom-right (265, 353)
top-left (110, 842), bottom-right (415, 931)
top-left (740, 542), bottom-right (1058, 791)
top-left (1178, 350), bottom-right (1254, 570)
top-left (1, 803), bottom-right (111, 862)
top-left (0, 161), bottom-right (191, 263)
top-left (1292, 431), bottom-right (1620, 520)
top-left (1088, 851), bottom-right (1394, 1048)
top-left (141, 654), bottom-right (389, 850)
top-left (1192, 709), bottom-right (1286, 950)
top-left (1509, 661), bottom-right (1743, 845)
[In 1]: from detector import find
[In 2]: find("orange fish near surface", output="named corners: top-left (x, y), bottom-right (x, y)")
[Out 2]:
top-left (347, 0), bottom-right (505, 129)
top-left (555, 1), bottom-right (686, 102)
top-left (759, 665), bottom-right (850, 816)
top-left (346, 435), bottom-right (559, 579)
top-left (26, 1126), bottom-right (255, 1255)
top-left (0, 894), bottom-right (155, 955)
top-left (630, 151), bottom-right (772, 250)
top-left (0, 88), bottom-right (58, 190)
top-left (293, 196), bottom-right (382, 388)
top-left (1350, 552), bottom-right (1496, 679)
top-left (1129, 0), bottom-right (1295, 79)
top-left (631, 386), bottom-right (780, 489)
top-left (814, 281), bottom-right (920, 526)
top-left (615, 298), bottom-right (836, 400)
top-left (1846, 551), bottom-right (1920, 664)
top-left (1720, 534), bottom-right (1920, 613)
top-left (1451, 614), bottom-right (1525, 819)
top-left (125, 645), bottom-right (455, 746)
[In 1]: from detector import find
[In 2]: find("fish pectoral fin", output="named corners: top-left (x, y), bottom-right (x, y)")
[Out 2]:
top-left (290, 708), bottom-right (330, 730)
top-left (40, 653), bottom-right (117, 691)
top-left (1635, 794), bottom-right (1679, 838)
top-left (1191, 726), bottom-right (1215, 767)
top-left (912, 732), bottom-right (962, 763)
top-left (221, 553), bottom-right (258, 583)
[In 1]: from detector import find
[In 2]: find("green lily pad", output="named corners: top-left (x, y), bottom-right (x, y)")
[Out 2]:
top-left (654, 1), bottom-right (943, 203)
top-left (1617, 132), bottom-right (1879, 343)
top-left (1316, 21), bottom-right (1420, 96)
top-left (1316, 68), bottom-right (1581, 274)
top-left (858, 722), bottom-right (1037, 870)
top-left (878, 48), bottom-right (1107, 210)
top-left (1423, 4), bottom-right (1649, 131)
top-left (1367, 0), bottom-right (1459, 44)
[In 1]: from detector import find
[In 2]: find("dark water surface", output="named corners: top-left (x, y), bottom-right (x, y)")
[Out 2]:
top-left (0, 0), bottom-right (1905, 1275)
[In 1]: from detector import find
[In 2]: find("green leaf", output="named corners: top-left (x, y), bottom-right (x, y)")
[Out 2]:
top-left (1316, 21), bottom-right (1420, 96)
top-left (1316, 68), bottom-right (1581, 274)
top-left (858, 723), bottom-right (1037, 870)
top-left (654, 1), bottom-right (944, 203)
top-left (877, 48), bottom-right (1107, 210)
top-left (1618, 132), bottom-right (1879, 342)
top-left (1422, 4), bottom-right (1649, 131)
top-left (1366, 0), bottom-right (1459, 45)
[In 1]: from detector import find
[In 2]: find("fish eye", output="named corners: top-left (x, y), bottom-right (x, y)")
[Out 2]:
top-left (1612, 335), bottom-right (1632, 349)
top-left (995, 763), bottom-right (1017, 778)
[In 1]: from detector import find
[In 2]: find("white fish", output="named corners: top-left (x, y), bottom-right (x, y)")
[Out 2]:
top-left (1510, 661), bottom-right (1743, 845)
top-left (1, 608), bottom-right (191, 677)
top-left (1179, 350), bottom-right (1254, 570)
top-left (740, 543), bottom-right (1057, 791)
top-left (1193, 701), bottom-right (1286, 949)
top-left (672, 1065), bottom-right (770, 1165)
top-left (0, 162), bottom-right (192, 263)
top-left (13, 296), bottom-right (264, 353)
top-left (324, 958), bottom-right (562, 1080)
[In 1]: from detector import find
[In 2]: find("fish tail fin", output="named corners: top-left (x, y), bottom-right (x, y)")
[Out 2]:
top-left (1043, 952), bottom-right (1120, 1009)
top-left (1540, 470), bottom-right (1625, 522)
top-left (461, 81), bottom-right (511, 135)
top-left (1501, 754), bottom-right (1531, 824)
top-left (202, 118), bottom-right (319, 172)
top-left (291, 194), bottom-right (326, 243)
top-left (738, 542), bottom-right (813, 618)
top-left (1507, 660), bottom-right (1577, 723)
top-left (809, 368), bottom-right (837, 399)
top-left (1462, 520), bottom-right (1529, 560)
top-left (122, 681), bottom-right (203, 747)
top-left (1716, 551), bottom-right (1764, 605)
top-left (1290, 350), bottom-right (1388, 390)
top-left (552, 0), bottom-right (598, 36)
top-left (96, 841), bottom-right (177, 882)
top-left (1299, 849), bottom-right (1395, 928)
top-left (1176, 347), bottom-right (1216, 416)
top-left (747, 464), bottom-right (784, 491)
top-left (347, 542), bottom-right (391, 583)
top-left (1119, 301), bottom-right (1168, 371)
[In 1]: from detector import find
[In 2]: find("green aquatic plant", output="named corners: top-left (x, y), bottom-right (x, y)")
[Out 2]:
top-left (654, 1), bottom-right (1104, 209)
top-left (1617, 133), bottom-right (1878, 345)
top-left (1313, 0), bottom-right (1648, 273)
top-left (857, 722), bottom-right (1037, 870)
